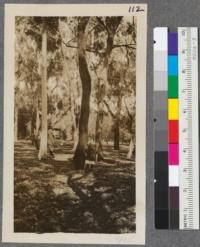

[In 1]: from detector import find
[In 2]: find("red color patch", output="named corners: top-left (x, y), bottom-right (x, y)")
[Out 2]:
top-left (168, 120), bottom-right (178, 143)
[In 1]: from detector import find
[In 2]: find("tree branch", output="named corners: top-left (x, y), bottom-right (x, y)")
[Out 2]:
top-left (103, 99), bottom-right (115, 118)
top-left (123, 98), bottom-right (132, 120)
top-left (53, 106), bottom-right (70, 126)
top-left (113, 44), bottom-right (136, 49)
top-left (50, 77), bottom-right (59, 94)
top-left (62, 41), bottom-right (78, 49)
top-left (62, 40), bottom-right (106, 55)
top-left (96, 17), bottom-right (109, 33)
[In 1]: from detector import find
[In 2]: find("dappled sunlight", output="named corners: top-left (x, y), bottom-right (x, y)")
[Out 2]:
top-left (14, 140), bottom-right (135, 233)
top-left (14, 15), bottom-right (136, 234)
top-left (53, 153), bottom-right (73, 161)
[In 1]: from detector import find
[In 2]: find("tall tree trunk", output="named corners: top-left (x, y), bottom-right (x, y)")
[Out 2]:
top-left (127, 111), bottom-right (135, 159)
top-left (126, 104), bottom-right (135, 159)
top-left (113, 104), bottom-right (121, 150)
top-left (14, 106), bottom-right (18, 141)
top-left (72, 72), bottom-right (80, 151)
top-left (113, 72), bottom-right (123, 150)
top-left (30, 109), bottom-right (36, 145)
top-left (35, 102), bottom-right (40, 136)
top-left (68, 75), bottom-right (78, 150)
top-left (73, 17), bottom-right (91, 170)
top-left (72, 96), bottom-right (79, 151)
top-left (113, 120), bottom-right (120, 150)
top-left (60, 37), bottom-right (79, 151)
top-left (127, 137), bottom-right (134, 159)
top-left (95, 75), bottom-right (105, 160)
top-left (38, 24), bottom-right (48, 160)
top-left (95, 17), bottom-right (122, 156)
top-left (95, 34), bottom-right (113, 158)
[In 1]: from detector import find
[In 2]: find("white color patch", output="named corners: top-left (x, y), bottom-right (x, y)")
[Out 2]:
top-left (169, 165), bottom-right (179, 187)
top-left (154, 27), bottom-right (168, 51)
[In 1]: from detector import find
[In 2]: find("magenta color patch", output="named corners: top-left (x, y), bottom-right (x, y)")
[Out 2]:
top-left (168, 144), bottom-right (179, 165)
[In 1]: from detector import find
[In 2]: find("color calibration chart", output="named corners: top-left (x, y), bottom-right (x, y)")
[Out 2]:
top-left (154, 27), bottom-right (199, 229)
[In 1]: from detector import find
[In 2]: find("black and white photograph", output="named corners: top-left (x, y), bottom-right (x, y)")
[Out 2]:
top-left (3, 4), bottom-right (146, 245)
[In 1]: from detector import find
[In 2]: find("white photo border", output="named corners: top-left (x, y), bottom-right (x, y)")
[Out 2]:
top-left (3, 3), bottom-right (147, 245)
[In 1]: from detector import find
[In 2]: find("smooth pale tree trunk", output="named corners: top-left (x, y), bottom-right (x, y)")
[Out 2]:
top-left (35, 107), bottom-right (40, 136)
top-left (73, 78), bottom-right (81, 151)
top-left (71, 93), bottom-right (79, 151)
top-left (73, 18), bottom-right (91, 170)
top-left (30, 109), bottom-right (36, 145)
top-left (14, 107), bottom-right (18, 141)
top-left (72, 127), bottom-right (79, 151)
top-left (38, 26), bottom-right (48, 160)
top-left (71, 95), bottom-right (79, 151)
top-left (127, 137), bottom-right (134, 159)
top-left (127, 112), bottom-right (135, 159)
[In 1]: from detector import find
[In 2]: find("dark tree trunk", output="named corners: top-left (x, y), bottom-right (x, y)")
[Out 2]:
top-left (73, 17), bottom-right (91, 170)
top-left (113, 120), bottom-right (120, 150)
top-left (113, 72), bottom-right (123, 150)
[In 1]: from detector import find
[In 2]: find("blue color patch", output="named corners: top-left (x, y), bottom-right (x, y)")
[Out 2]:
top-left (168, 55), bottom-right (178, 75)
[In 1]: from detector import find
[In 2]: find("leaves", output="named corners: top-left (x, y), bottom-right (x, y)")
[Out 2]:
top-left (15, 16), bottom-right (136, 141)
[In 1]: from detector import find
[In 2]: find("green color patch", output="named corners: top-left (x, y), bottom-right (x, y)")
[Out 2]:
top-left (168, 76), bottom-right (178, 98)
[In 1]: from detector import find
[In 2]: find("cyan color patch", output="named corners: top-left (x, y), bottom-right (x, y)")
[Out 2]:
top-left (168, 55), bottom-right (178, 75)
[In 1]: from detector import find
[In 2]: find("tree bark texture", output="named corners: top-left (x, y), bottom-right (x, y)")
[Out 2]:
top-left (73, 17), bottom-right (91, 170)
top-left (38, 24), bottom-right (48, 160)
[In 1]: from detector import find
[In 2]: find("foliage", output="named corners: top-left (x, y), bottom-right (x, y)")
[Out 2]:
top-left (15, 16), bottom-right (136, 143)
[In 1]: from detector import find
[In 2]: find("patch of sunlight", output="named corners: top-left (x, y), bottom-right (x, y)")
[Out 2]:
top-left (54, 153), bottom-right (73, 161)
top-left (53, 186), bottom-right (79, 201)
top-left (29, 167), bottom-right (44, 173)
top-left (101, 192), bottom-right (112, 200)
top-left (76, 172), bottom-right (96, 186)
top-left (20, 179), bottom-right (32, 187)
top-left (39, 162), bottom-right (53, 169)
top-left (53, 174), bottom-right (68, 184)
top-left (94, 186), bottom-right (112, 193)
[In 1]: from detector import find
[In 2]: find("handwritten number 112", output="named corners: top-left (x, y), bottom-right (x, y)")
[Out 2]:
top-left (129, 6), bottom-right (144, 13)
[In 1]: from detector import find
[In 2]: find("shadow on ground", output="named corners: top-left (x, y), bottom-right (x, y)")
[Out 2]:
top-left (14, 140), bottom-right (136, 233)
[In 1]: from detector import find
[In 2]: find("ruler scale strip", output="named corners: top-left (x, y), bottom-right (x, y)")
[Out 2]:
top-left (154, 27), bottom-right (199, 229)
top-left (154, 27), bottom-right (169, 229)
top-left (168, 31), bottom-right (179, 229)
top-left (178, 27), bottom-right (199, 229)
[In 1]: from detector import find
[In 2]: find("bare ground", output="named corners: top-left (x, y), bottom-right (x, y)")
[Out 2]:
top-left (14, 140), bottom-right (135, 233)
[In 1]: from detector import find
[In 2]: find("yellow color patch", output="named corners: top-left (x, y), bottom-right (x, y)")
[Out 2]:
top-left (168, 99), bottom-right (179, 120)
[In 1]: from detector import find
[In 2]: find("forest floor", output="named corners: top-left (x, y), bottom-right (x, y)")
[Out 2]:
top-left (14, 140), bottom-right (135, 233)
